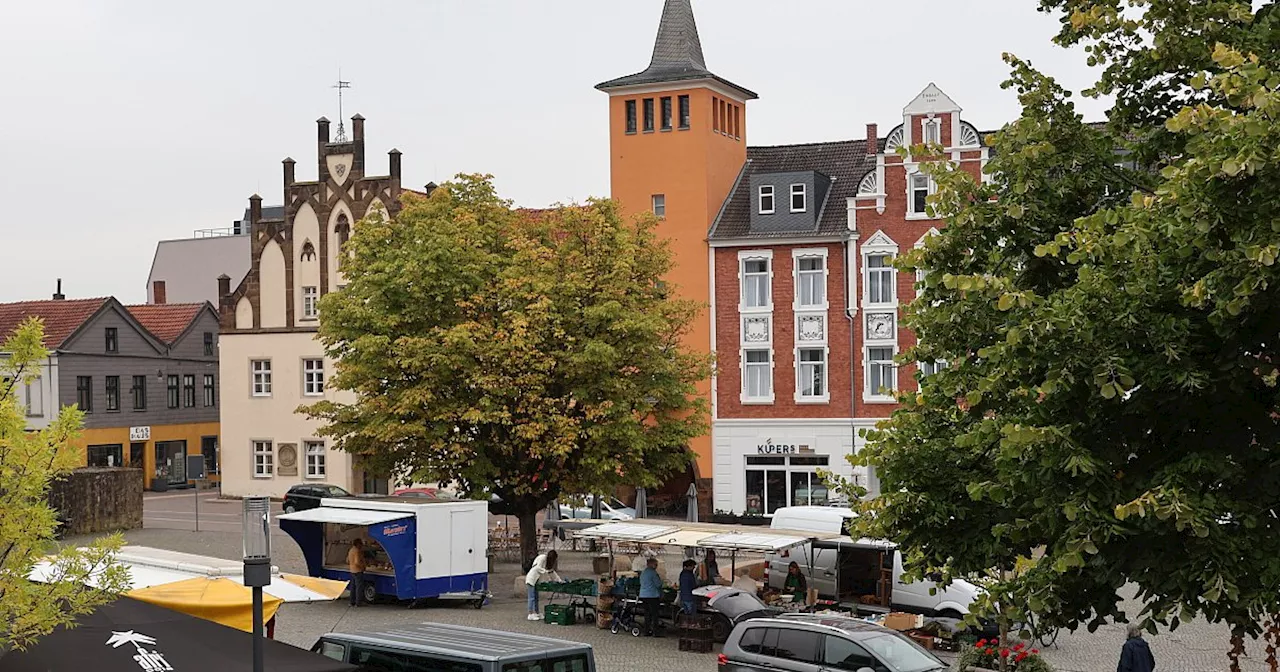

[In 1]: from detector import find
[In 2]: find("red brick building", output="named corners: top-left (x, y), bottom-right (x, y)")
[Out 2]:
top-left (607, 2), bottom-right (990, 515)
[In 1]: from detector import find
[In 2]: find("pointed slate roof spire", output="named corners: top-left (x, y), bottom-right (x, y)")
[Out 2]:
top-left (597, 0), bottom-right (756, 99)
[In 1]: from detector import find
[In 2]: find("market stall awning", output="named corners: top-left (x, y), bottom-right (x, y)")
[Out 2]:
top-left (573, 522), bottom-right (681, 541)
top-left (647, 529), bottom-right (719, 548)
top-left (276, 507), bottom-right (412, 525)
top-left (0, 597), bottom-right (356, 672)
top-left (696, 531), bottom-right (813, 552)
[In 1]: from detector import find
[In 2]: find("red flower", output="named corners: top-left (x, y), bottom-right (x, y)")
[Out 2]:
top-left (976, 639), bottom-right (987, 648)
top-left (1016, 652), bottom-right (1028, 662)
top-left (1013, 642), bottom-right (1025, 651)
top-left (986, 648), bottom-right (997, 656)
top-left (1031, 649), bottom-right (1039, 655)
top-left (1001, 648), bottom-right (1011, 658)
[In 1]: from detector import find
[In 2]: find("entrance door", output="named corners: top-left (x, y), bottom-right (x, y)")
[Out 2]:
top-left (449, 511), bottom-right (472, 582)
top-left (201, 436), bottom-right (219, 476)
top-left (129, 442), bottom-right (145, 468)
top-left (155, 440), bottom-right (187, 486)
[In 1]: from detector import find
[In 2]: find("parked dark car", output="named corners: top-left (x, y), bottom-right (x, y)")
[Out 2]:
top-left (313, 623), bottom-right (596, 672)
top-left (720, 614), bottom-right (946, 672)
top-left (694, 586), bottom-right (782, 643)
top-left (283, 484), bottom-right (353, 513)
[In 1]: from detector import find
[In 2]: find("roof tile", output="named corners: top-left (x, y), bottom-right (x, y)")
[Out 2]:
top-left (125, 304), bottom-right (206, 345)
top-left (0, 298), bottom-right (110, 349)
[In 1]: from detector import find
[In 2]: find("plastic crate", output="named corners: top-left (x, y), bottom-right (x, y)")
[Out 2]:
top-left (679, 638), bottom-right (714, 653)
top-left (544, 604), bottom-right (575, 626)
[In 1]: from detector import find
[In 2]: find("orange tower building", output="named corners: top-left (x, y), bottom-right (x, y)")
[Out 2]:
top-left (597, 0), bottom-right (756, 504)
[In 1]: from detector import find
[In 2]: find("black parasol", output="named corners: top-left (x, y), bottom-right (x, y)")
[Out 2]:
top-left (0, 597), bottom-right (354, 672)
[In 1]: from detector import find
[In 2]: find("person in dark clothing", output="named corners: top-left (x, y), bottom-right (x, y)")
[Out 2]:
top-left (678, 559), bottom-right (698, 615)
top-left (639, 557), bottom-right (664, 637)
top-left (1118, 623), bottom-right (1156, 672)
top-left (784, 561), bottom-right (808, 603)
top-left (697, 549), bottom-right (721, 587)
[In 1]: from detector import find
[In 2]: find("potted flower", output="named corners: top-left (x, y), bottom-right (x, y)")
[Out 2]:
top-left (954, 639), bottom-right (1052, 672)
top-left (152, 465), bottom-right (170, 493)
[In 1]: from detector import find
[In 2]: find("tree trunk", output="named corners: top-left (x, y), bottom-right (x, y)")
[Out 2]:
top-left (519, 509), bottom-right (539, 574)
top-left (1228, 630), bottom-right (1245, 672)
top-left (1265, 613), bottom-right (1278, 672)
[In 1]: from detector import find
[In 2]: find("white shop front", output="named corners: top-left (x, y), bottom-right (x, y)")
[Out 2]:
top-left (711, 420), bottom-right (873, 516)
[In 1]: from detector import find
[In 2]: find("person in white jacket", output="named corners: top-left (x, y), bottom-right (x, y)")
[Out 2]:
top-left (524, 550), bottom-right (562, 620)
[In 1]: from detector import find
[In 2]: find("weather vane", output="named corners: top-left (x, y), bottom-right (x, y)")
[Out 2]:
top-left (333, 74), bottom-right (352, 142)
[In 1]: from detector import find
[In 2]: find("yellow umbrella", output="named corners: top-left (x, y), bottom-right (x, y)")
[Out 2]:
top-left (128, 577), bottom-right (285, 633)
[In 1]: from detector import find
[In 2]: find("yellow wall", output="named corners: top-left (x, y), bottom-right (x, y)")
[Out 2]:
top-left (78, 422), bottom-right (221, 489)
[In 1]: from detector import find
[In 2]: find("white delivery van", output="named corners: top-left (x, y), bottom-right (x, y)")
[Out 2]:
top-left (766, 506), bottom-right (979, 617)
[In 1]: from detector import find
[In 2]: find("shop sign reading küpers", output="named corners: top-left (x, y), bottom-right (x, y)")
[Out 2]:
top-left (755, 439), bottom-right (814, 455)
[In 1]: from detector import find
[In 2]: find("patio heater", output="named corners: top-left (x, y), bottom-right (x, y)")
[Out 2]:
top-left (242, 497), bottom-right (272, 672)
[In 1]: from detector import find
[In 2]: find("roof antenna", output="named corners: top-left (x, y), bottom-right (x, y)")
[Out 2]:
top-left (333, 72), bottom-right (352, 142)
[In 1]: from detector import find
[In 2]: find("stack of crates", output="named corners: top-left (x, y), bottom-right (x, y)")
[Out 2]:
top-left (544, 604), bottom-right (575, 626)
top-left (678, 614), bottom-right (714, 653)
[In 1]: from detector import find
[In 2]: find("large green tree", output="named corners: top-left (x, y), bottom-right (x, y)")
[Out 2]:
top-left (1, 319), bottom-right (127, 652)
top-left (302, 176), bottom-right (710, 568)
top-left (857, 1), bottom-right (1280, 668)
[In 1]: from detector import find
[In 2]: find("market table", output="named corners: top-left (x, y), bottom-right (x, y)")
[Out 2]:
top-left (536, 578), bottom-right (599, 622)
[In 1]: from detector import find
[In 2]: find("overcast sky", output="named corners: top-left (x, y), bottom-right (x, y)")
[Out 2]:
top-left (2, 0), bottom-right (1111, 304)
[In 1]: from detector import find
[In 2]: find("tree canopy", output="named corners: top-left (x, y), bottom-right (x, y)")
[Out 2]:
top-left (1, 318), bottom-right (127, 652)
top-left (302, 176), bottom-right (710, 565)
top-left (855, 1), bottom-right (1280, 667)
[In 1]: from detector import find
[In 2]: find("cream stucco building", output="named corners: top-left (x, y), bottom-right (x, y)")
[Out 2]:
top-left (218, 115), bottom-right (409, 498)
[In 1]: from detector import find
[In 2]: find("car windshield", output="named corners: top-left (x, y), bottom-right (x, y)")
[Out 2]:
top-left (324, 486), bottom-right (351, 497)
top-left (860, 633), bottom-right (945, 672)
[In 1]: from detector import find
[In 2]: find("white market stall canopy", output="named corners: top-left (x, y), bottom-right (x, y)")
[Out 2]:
top-left (696, 532), bottom-right (812, 552)
top-left (572, 521), bottom-right (839, 552)
top-left (276, 507), bottom-right (412, 526)
top-left (573, 522), bottom-right (681, 541)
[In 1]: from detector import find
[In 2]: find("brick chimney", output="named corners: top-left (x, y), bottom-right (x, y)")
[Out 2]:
top-left (152, 281), bottom-right (167, 305)
top-left (217, 274), bottom-right (232, 318)
top-left (52, 278), bottom-right (64, 301)
top-left (283, 157), bottom-right (296, 187)
top-left (866, 123), bottom-right (878, 154)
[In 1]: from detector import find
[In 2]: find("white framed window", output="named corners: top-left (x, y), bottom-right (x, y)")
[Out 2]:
top-left (759, 185), bottom-right (775, 214)
top-left (919, 360), bottom-right (949, 378)
top-left (790, 184), bottom-right (807, 213)
top-left (741, 256), bottom-right (771, 310)
top-left (742, 350), bottom-right (773, 402)
top-left (797, 348), bottom-right (827, 401)
top-left (303, 358), bottom-right (324, 396)
top-left (866, 254), bottom-right (895, 305)
top-left (302, 286), bottom-right (318, 319)
top-left (867, 347), bottom-right (897, 399)
top-left (652, 194), bottom-right (666, 218)
top-left (923, 118), bottom-right (941, 145)
top-left (252, 440), bottom-right (274, 478)
top-left (251, 359), bottom-right (272, 397)
top-left (910, 173), bottom-right (931, 215)
top-left (796, 255), bottom-right (826, 308)
top-left (305, 440), bottom-right (326, 478)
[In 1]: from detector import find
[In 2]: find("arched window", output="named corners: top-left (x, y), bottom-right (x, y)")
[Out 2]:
top-left (335, 214), bottom-right (351, 249)
top-left (300, 240), bottom-right (316, 262)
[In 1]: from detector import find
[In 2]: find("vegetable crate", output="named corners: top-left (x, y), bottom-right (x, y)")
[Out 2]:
top-left (544, 604), bottom-right (576, 626)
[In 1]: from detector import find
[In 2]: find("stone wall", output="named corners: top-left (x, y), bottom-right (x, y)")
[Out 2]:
top-left (49, 467), bottom-right (143, 536)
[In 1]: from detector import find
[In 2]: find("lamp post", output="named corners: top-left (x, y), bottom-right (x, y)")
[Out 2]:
top-left (242, 497), bottom-right (271, 672)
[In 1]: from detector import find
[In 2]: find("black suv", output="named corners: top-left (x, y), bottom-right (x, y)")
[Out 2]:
top-left (283, 484), bottom-right (352, 513)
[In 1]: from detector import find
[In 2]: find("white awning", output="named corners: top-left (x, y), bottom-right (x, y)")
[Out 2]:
top-left (276, 507), bottom-right (412, 526)
top-left (649, 529), bottom-right (719, 548)
top-left (573, 522), bottom-right (680, 542)
top-left (696, 532), bottom-right (813, 552)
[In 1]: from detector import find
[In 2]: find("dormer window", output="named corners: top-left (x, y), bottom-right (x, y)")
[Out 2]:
top-left (910, 174), bottom-right (930, 215)
top-left (759, 185), bottom-right (775, 215)
top-left (790, 184), bottom-right (807, 213)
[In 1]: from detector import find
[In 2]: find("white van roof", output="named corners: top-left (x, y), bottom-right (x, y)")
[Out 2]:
top-left (769, 506), bottom-right (857, 534)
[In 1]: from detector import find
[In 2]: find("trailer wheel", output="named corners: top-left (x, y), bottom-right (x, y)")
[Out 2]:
top-left (362, 583), bottom-right (378, 605)
top-left (473, 598), bottom-right (485, 610)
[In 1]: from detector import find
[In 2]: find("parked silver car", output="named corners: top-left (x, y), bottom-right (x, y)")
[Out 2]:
top-left (720, 614), bottom-right (945, 672)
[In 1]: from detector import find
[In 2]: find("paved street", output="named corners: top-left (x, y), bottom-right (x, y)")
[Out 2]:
top-left (84, 496), bottom-right (1274, 671)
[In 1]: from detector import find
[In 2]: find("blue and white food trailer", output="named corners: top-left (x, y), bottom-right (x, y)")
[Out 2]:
top-left (278, 497), bottom-right (489, 607)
